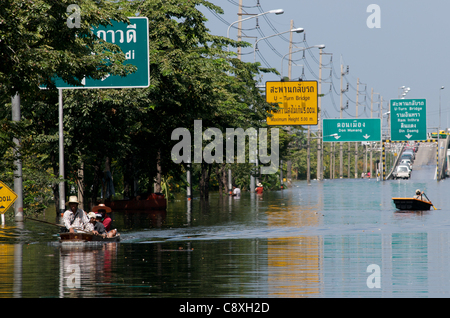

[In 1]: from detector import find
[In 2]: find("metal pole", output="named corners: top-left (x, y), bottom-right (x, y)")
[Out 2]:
top-left (370, 88), bottom-right (374, 178)
top-left (11, 93), bottom-right (23, 222)
top-left (237, 0), bottom-right (242, 59)
top-left (317, 48), bottom-right (323, 180)
top-left (380, 96), bottom-right (383, 181)
top-left (58, 89), bottom-right (65, 216)
top-left (228, 169), bottom-right (233, 195)
top-left (280, 159), bottom-right (283, 188)
top-left (186, 163), bottom-right (192, 200)
top-left (307, 126), bottom-right (311, 184)
top-left (339, 64), bottom-right (344, 178)
top-left (355, 78), bottom-right (359, 178)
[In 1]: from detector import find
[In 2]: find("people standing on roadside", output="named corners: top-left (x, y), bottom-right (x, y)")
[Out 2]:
top-left (255, 183), bottom-right (264, 194)
top-left (62, 196), bottom-right (89, 233)
top-left (231, 184), bottom-right (241, 197)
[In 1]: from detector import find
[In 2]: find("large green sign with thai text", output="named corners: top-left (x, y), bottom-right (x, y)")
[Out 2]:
top-left (390, 99), bottom-right (426, 141)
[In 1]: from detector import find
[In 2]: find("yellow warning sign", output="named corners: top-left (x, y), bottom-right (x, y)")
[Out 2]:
top-left (266, 81), bottom-right (318, 126)
top-left (0, 181), bottom-right (18, 214)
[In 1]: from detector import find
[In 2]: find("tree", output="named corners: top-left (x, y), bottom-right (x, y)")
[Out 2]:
top-left (0, 0), bottom-right (136, 97)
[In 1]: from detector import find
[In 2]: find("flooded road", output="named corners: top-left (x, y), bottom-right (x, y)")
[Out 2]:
top-left (2, 169), bottom-right (450, 298)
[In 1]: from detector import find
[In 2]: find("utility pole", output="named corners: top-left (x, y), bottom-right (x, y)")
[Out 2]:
top-left (339, 63), bottom-right (349, 178)
top-left (355, 78), bottom-right (359, 178)
top-left (287, 19), bottom-right (294, 185)
top-left (379, 96), bottom-right (383, 180)
top-left (288, 20), bottom-right (294, 79)
top-left (317, 48), bottom-right (323, 180)
top-left (370, 88), bottom-right (374, 178)
top-left (237, 0), bottom-right (243, 60)
top-left (339, 64), bottom-right (344, 179)
top-left (11, 93), bottom-right (23, 222)
top-left (58, 89), bottom-right (65, 217)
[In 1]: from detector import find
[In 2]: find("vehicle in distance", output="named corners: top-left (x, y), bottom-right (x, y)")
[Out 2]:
top-left (394, 165), bottom-right (411, 180)
top-left (431, 130), bottom-right (448, 139)
top-left (400, 159), bottom-right (412, 170)
top-left (403, 148), bottom-right (415, 159)
top-left (401, 153), bottom-right (414, 163)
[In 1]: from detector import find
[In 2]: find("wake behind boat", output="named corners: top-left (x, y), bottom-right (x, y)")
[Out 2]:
top-left (392, 197), bottom-right (433, 211)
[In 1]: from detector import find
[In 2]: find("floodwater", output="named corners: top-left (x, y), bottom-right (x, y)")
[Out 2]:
top-left (2, 166), bottom-right (450, 298)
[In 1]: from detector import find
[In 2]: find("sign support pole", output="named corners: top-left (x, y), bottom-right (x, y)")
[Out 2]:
top-left (58, 89), bottom-right (65, 217)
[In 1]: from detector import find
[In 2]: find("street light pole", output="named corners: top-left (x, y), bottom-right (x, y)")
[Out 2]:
top-left (317, 48), bottom-right (323, 180)
top-left (438, 86), bottom-right (444, 180)
top-left (254, 28), bottom-right (303, 62)
top-left (227, 9), bottom-right (284, 52)
top-left (280, 45), bottom-right (325, 78)
top-left (226, 9), bottom-right (283, 192)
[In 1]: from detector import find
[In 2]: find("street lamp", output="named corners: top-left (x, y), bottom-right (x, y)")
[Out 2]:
top-left (398, 86), bottom-right (410, 99)
top-left (280, 45), bottom-right (325, 78)
top-left (253, 28), bottom-right (304, 62)
top-left (438, 86), bottom-right (445, 179)
top-left (225, 9), bottom-right (283, 190)
top-left (227, 9), bottom-right (284, 52)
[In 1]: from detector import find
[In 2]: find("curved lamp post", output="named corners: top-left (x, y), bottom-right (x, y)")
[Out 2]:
top-left (227, 9), bottom-right (284, 52)
top-left (280, 44), bottom-right (325, 78)
top-left (253, 28), bottom-right (304, 62)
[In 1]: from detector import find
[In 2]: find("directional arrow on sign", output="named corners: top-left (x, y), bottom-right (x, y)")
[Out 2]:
top-left (323, 119), bottom-right (381, 142)
top-left (405, 134), bottom-right (413, 139)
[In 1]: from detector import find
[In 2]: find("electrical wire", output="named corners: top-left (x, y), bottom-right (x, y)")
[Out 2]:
top-left (206, 1), bottom-right (386, 120)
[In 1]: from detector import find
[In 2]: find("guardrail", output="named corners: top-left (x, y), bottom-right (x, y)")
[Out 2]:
top-left (386, 144), bottom-right (404, 180)
top-left (437, 135), bottom-right (449, 181)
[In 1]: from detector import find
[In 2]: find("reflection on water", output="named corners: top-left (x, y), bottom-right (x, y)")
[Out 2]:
top-left (2, 174), bottom-right (450, 297)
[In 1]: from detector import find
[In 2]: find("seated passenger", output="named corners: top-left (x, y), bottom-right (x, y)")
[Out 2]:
top-left (88, 212), bottom-right (118, 238)
top-left (92, 203), bottom-right (112, 231)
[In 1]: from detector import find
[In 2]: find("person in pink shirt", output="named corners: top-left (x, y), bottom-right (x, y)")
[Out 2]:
top-left (255, 183), bottom-right (264, 194)
top-left (92, 204), bottom-right (112, 231)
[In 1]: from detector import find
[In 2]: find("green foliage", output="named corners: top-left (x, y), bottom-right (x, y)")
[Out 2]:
top-left (0, 0), bottom-right (136, 97)
top-left (0, 0), bottom-right (292, 217)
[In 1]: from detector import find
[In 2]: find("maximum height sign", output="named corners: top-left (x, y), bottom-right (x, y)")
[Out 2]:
top-left (390, 99), bottom-right (427, 141)
top-left (265, 81), bottom-right (318, 126)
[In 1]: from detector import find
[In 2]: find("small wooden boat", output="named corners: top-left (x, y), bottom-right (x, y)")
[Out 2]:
top-left (392, 197), bottom-right (433, 211)
top-left (105, 193), bottom-right (167, 211)
top-left (60, 232), bottom-right (120, 243)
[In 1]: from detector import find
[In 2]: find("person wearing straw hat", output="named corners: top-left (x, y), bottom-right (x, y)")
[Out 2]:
top-left (62, 196), bottom-right (89, 233)
top-left (92, 203), bottom-right (112, 231)
top-left (255, 183), bottom-right (264, 194)
top-left (413, 189), bottom-right (429, 202)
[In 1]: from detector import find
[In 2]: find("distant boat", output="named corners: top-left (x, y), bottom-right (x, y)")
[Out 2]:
top-left (392, 197), bottom-right (433, 211)
top-left (105, 193), bottom-right (167, 211)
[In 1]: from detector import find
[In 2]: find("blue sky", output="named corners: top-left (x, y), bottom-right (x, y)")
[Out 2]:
top-left (200, 0), bottom-right (450, 132)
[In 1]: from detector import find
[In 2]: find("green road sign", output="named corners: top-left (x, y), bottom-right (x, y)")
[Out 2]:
top-left (323, 119), bottom-right (381, 142)
top-left (50, 17), bottom-right (149, 89)
top-left (390, 99), bottom-right (426, 141)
